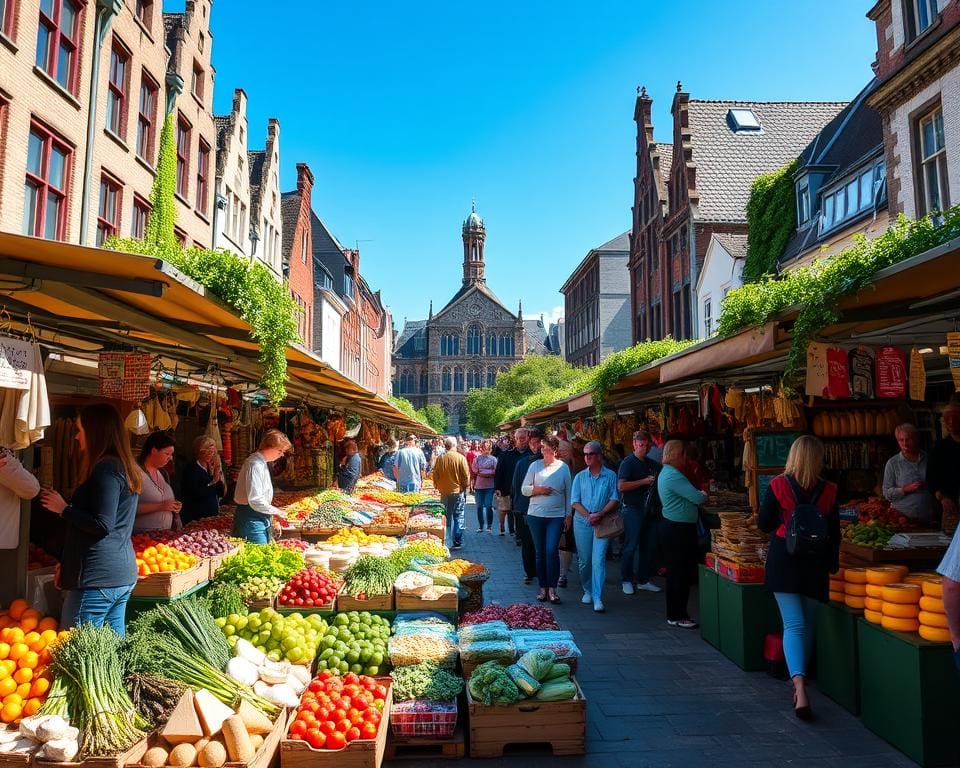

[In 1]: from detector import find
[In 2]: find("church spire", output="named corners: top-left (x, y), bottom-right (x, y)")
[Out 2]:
top-left (462, 203), bottom-right (486, 286)
top-left (428, 300), bottom-right (433, 320)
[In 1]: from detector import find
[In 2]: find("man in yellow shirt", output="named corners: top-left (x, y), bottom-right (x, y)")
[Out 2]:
top-left (433, 436), bottom-right (471, 549)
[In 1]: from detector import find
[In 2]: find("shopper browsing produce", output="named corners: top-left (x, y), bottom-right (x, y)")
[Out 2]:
top-left (135, 431), bottom-right (182, 532)
top-left (0, 446), bottom-right (40, 549)
top-left (378, 437), bottom-right (399, 479)
top-left (432, 436), bottom-right (470, 549)
top-left (40, 403), bottom-right (142, 634)
top-left (472, 439), bottom-right (498, 533)
top-left (393, 434), bottom-right (427, 492)
top-left (883, 423), bottom-right (934, 524)
top-left (180, 435), bottom-right (226, 524)
top-left (232, 430), bottom-right (293, 543)
top-left (522, 435), bottom-right (572, 604)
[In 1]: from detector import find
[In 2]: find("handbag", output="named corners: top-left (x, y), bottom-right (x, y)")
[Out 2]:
top-left (594, 510), bottom-right (624, 540)
top-left (494, 490), bottom-right (512, 513)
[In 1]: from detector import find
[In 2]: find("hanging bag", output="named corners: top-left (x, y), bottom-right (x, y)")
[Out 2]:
top-left (594, 509), bottom-right (624, 540)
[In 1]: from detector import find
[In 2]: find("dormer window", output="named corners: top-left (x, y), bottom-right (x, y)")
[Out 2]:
top-left (727, 108), bottom-right (761, 133)
top-left (907, 0), bottom-right (939, 40)
top-left (798, 183), bottom-right (812, 225)
top-left (818, 158), bottom-right (886, 234)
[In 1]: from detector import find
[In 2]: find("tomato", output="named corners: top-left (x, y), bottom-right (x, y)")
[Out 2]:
top-left (326, 731), bottom-right (347, 750)
top-left (308, 679), bottom-right (323, 693)
top-left (365, 710), bottom-right (381, 726)
top-left (332, 708), bottom-right (347, 723)
top-left (352, 696), bottom-right (368, 712)
top-left (300, 711), bottom-right (317, 727)
top-left (374, 684), bottom-right (388, 700)
top-left (338, 696), bottom-right (352, 710)
top-left (317, 706), bottom-right (331, 721)
top-left (328, 691), bottom-right (342, 702)
top-left (346, 726), bottom-right (361, 743)
top-left (359, 722), bottom-right (377, 740)
top-left (305, 729), bottom-right (326, 750)
top-left (318, 670), bottom-right (334, 681)
top-left (289, 720), bottom-right (308, 737)
top-left (319, 720), bottom-right (336, 736)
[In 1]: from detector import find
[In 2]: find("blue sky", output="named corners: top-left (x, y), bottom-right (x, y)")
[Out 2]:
top-left (204, 1), bottom-right (878, 330)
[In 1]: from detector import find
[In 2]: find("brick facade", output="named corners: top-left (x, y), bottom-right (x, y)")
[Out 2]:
top-left (281, 163), bottom-right (314, 347)
top-left (249, 119), bottom-right (282, 278)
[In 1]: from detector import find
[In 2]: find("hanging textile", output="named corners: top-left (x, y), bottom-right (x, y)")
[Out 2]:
top-left (0, 342), bottom-right (50, 449)
top-left (848, 346), bottom-right (876, 400)
top-left (99, 352), bottom-right (152, 401)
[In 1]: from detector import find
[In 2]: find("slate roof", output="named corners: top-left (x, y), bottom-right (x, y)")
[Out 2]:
top-left (523, 320), bottom-right (551, 354)
top-left (654, 142), bottom-right (673, 200)
top-left (394, 320), bottom-right (428, 357)
top-left (595, 231), bottom-right (630, 252)
top-left (713, 232), bottom-right (748, 259)
top-left (279, 191), bottom-right (301, 269)
top-left (687, 100), bottom-right (846, 223)
top-left (248, 151), bottom-right (265, 221)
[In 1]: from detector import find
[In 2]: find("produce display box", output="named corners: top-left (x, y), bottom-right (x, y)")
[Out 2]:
top-left (276, 594), bottom-right (338, 616)
top-left (246, 589), bottom-right (279, 611)
top-left (703, 552), bottom-right (765, 584)
top-left (698, 564), bottom-right (720, 650)
top-left (815, 601), bottom-right (862, 715)
top-left (460, 658), bottom-right (512, 680)
top-left (337, 591), bottom-right (394, 612)
top-left (384, 726), bottom-right (466, 761)
top-left (36, 733), bottom-right (149, 768)
top-left (125, 580), bottom-right (209, 622)
top-left (363, 524), bottom-right (406, 537)
top-left (0, 725), bottom-right (38, 768)
top-left (208, 544), bottom-right (243, 580)
top-left (466, 676), bottom-right (586, 758)
top-left (132, 561), bottom-right (208, 598)
top-left (389, 699), bottom-right (457, 739)
top-left (280, 680), bottom-right (392, 768)
top-left (394, 590), bottom-right (459, 612)
top-left (840, 541), bottom-right (947, 568)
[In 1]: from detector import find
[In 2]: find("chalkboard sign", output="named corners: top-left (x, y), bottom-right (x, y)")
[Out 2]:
top-left (755, 432), bottom-right (800, 468)
top-left (757, 472), bottom-right (780, 504)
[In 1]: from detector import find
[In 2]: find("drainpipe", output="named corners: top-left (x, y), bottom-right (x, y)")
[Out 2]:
top-left (79, 0), bottom-right (122, 246)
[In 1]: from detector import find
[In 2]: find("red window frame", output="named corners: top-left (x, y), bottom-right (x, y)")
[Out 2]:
top-left (36, 0), bottom-right (82, 95)
top-left (2, 0), bottom-right (18, 41)
top-left (136, 70), bottom-right (158, 162)
top-left (134, 0), bottom-right (151, 32)
top-left (106, 38), bottom-right (131, 138)
top-left (23, 121), bottom-right (72, 240)
top-left (191, 60), bottom-right (204, 100)
top-left (195, 139), bottom-right (210, 213)
top-left (132, 194), bottom-right (150, 239)
top-left (175, 112), bottom-right (190, 198)
top-left (96, 173), bottom-right (122, 246)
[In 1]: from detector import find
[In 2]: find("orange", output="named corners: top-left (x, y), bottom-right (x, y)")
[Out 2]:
top-left (12, 668), bottom-right (31, 684)
top-left (1, 660), bottom-right (15, 676)
top-left (15, 682), bottom-right (30, 699)
top-left (0, 677), bottom-right (15, 696)
top-left (39, 630), bottom-right (57, 647)
top-left (29, 677), bottom-right (50, 697)
top-left (24, 632), bottom-right (42, 652)
top-left (0, 642), bottom-right (9, 660)
top-left (0, 616), bottom-right (12, 630)
top-left (37, 617), bottom-right (58, 633)
top-left (18, 609), bottom-right (39, 632)
top-left (22, 697), bottom-right (41, 717)
top-left (6, 599), bottom-right (28, 621)
top-left (8, 643), bottom-right (27, 662)
top-left (1, 700), bottom-right (21, 723)
top-left (19, 651), bottom-right (39, 670)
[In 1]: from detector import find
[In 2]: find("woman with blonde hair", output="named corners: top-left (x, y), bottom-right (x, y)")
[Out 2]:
top-left (180, 435), bottom-right (226, 524)
top-left (758, 435), bottom-right (840, 720)
top-left (232, 429), bottom-right (293, 543)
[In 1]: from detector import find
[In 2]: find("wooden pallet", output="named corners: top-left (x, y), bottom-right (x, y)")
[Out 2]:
top-left (384, 727), bottom-right (465, 761)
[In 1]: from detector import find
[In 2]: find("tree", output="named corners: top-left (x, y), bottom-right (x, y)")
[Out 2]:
top-left (421, 404), bottom-right (448, 435)
top-left (493, 355), bottom-right (584, 404)
top-left (465, 388), bottom-right (510, 435)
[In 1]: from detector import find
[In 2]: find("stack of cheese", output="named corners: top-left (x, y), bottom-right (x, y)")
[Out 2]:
top-left (862, 566), bottom-right (908, 624)
top-left (828, 568), bottom-right (845, 603)
top-left (879, 582), bottom-right (922, 633)
top-left (917, 577), bottom-right (951, 643)
top-left (842, 568), bottom-right (869, 612)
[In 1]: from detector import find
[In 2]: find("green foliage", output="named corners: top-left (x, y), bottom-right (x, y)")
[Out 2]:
top-left (742, 160), bottom-right (799, 283)
top-left (420, 404), bottom-right (448, 434)
top-left (464, 388), bottom-right (511, 435)
top-left (590, 339), bottom-right (696, 418)
top-left (145, 112), bottom-right (178, 255)
top-left (502, 369), bottom-right (595, 424)
top-left (719, 204), bottom-right (960, 389)
top-left (388, 396), bottom-right (419, 420)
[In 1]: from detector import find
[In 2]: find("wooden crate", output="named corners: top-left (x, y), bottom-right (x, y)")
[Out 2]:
top-left (395, 590), bottom-right (458, 612)
top-left (466, 677), bottom-right (586, 758)
top-left (208, 544), bottom-right (243, 580)
top-left (280, 682), bottom-right (392, 768)
top-left (460, 658), bottom-right (512, 680)
top-left (384, 726), bottom-right (465, 761)
top-left (132, 561), bottom-right (207, 598)
top-left (35, 733), bottom-right (149, 768)
top-left (0, 725), bottom-right (39, 768)
top-left (337, 591), bottom-right (394, 612)
top-left (246, 589), bottom-right (279, 611)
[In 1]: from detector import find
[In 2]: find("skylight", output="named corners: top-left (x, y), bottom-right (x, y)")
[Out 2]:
top-left (728, 108), bottom-right (762, 132)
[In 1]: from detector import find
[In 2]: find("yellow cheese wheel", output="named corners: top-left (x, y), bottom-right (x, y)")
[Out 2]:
top-left (918, 611), bottom-right (949, 629)
top-left (922, 578), bottom-right (944, 598)
top-left (863, 608), bottom-right (883, 624)
top-left (881, 615), bottom-right (920, 633)
top-left (919, 596), bottom-right (945, 614)
top-left (835, 567), bottom-right (845, 580)
top-left (865, 584), bottom-right (885, 598)
top-left (844, 568), bottom-right (868, 584)
top-left (829, 591), bottom-right (846, 603)
top-left (844, 582), bottom-right (868, 597)
top-left (829, 582), bottom-right (845, 595)
top-left (844, 595), bottom-right (866, 610)
top-left (881, 583), bottom-right (921, 604)
top-left (853, 411), bottom-right (865, 436)
top-left (903, 573), bottom-right (936, 585)
top-left (918, 624), bottom-right (952, 643)
top-left (864, 411), bottom-right (877, 436)
top-left (881, 602), bottom-right (920, 619)
top-left (866, 566), bottom-right (908, 585)
top-left (863, 596), bottom-right (883, 611)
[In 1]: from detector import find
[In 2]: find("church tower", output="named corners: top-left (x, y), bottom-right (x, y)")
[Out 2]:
top-left (462, 202), bottom-right (486, 285)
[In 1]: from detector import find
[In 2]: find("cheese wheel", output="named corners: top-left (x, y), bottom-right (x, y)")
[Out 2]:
top-left (844, 595), bottom-right (866, 610)
top-left (922, 578), bottom-right (944, 598)
top-left (919, 624), bottom-right (952, 643)
top-left (844, 568), bottom-right (868, 584)
top-left (881, 602), bottom-right (919, 619)
top-left (829, 579), bottom-right (845, 593)
top-left (863, 608), bottom-right (883, 624)
top-left (881, 615), bottom-right (920, 633)
top-left (866, 566), bottom-right (908, 585)
top-left (903, 573), bottom-right (937, 585)
top-left (864, 411), bottom-right (877, 436)
top-left (835, 568), bottom-right (845, 580)
top-left (844, 582), bottom-right (868, 597)
top-left (919, 596), bottom-right (945, 614)
top-left (863, 596), bottom-right (883, 611)
top-left (829, 591), bottom-right (846, 603)
top-left (853, 411), bottom-right (865, 436)
top-left (881, 583), bottom-right (921, 604)
top-left (918, 611), bottom-right (949, 629)
top-left (865, 584), bottom-right (885, 598)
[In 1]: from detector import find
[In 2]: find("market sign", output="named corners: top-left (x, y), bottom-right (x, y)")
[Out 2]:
top-left (948, 332), bottom-right (960, 392)
top-left (0, 335), bottom-right (35, 390)
top-left (875, 346), bottom-right (906, 399)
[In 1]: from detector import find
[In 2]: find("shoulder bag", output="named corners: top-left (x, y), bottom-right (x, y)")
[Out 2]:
top-left (594, 509), bottom-right (624, 539)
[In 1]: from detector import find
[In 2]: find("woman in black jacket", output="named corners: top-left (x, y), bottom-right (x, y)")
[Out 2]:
top-left (180, 435), bottom-right (226, 524)
top-left (758, 435), bottom-right (840, 720)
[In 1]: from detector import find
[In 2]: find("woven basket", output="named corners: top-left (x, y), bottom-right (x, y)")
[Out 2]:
top-left (459, 581), bottom-right (484, 614)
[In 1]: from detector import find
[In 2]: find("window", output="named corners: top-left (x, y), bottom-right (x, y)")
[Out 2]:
top-left (420, 372), bottom-right (428, 393)
top-left (442, 368), bottom-right (452, 392)
top-left (175, 113), bottom-right (190, 198)
top-left (343, 267), bottom-right (355, 299)
top-left (2, 0), bottom-right (17, 40)
top-left (798, 183), bottom-right (811, 225)
top-left (466, 325), bottom-right (481, 355)
top-left (23, 123), bottom-right (71, 240)
top-left (36, 0), bottom-right (81, 94)
top-left (487, 368), bottom-right (496, 388)
top-left (134, 0), bottom-right (152, 31)
top-left (727, 108), bottom-right (761, 132)
top-left (132, 195), bottom-right (149, 239)
top-left (917, 105), bottom-right (948, 215)
top-left (96, 175), bottom-right (122, 246)
top-left (907, 0), bottom-right (939, 39)
top-left (104, 40), bottom-right (130, 138)
top-left (174, 227), bottom-right (187, 247)
top-left (819, 158), bottom-right (888, 233)
top-left (454, 368), bottom-right (464, 392)
top-left (191, 60), bottom-right (204, 100)
top-left (136, 72), bottom-right (158, 161)
top-left (195, 139), bottom-right (210, 213)
top-left (703, 298), bottom-right (712, 336)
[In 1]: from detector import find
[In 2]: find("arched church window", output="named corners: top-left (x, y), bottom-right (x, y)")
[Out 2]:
top-left (442, 368), bottom-right (452, 392)
top-left (454, 367), bottom-right (464, 392)
top-left (420, 371), bottom-right (428, 394)
top-left (487, 368), bottom-right (497, 387)
top-left (467, 325), bottom-right (482, 355)
top-left (486, 334), bottom-right (497, 356)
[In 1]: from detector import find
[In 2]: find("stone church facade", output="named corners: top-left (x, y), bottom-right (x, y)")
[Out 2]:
top-left (393, 207), bottom-right (555, 433)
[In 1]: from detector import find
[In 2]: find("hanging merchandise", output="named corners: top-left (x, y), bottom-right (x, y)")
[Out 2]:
top-left (948, 332), bottom-right (960, 392)
top-left (98, 351), bottom-right (152, 401)
top-left (0, 341), bottom-right (50, 449)
top-left (875, 346), bottom-right (907, 399)
top-left (848, 346), bottom-right (875, 400)
top-left (826, 347), bottom-right (851, 399)
top-left (144, 394), bottom-right (172, 431)
top-left (805, 342), bottom-right (830, 398)
top-left (909, 347), bottom-right (926, 401)
top-left (206, 397), bottom-right (224, 451)
top-left (125, 407), bottom-right (150, 435)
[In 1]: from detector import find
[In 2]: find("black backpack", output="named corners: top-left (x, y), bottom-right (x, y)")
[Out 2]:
top-left (785, 476), bottom-right (829, 560)
top-left (643, 468), bottom-right (663, 519)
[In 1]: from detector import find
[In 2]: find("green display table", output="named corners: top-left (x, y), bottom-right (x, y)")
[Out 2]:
top-left (717, 578), bottom-right (780, 671)
top-left (815, 601), bottom-right (860, 714)
top-left (857, 618), bottom-right (960, 767)
top-left (125, 580), bottom-right (209, 622)
top-left (698, 565), bottom-right (720, 649)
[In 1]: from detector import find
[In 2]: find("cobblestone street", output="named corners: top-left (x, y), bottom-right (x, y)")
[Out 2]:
top-left (394, 498), bottom-right (916, 768)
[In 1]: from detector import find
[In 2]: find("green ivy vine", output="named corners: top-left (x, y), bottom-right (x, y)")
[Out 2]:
top-left (742, 160), bottom-right (798, 283)
top-left (589, 338), bottom-right (695, 418)
top-left (145, 112), bottom-right (178, 257)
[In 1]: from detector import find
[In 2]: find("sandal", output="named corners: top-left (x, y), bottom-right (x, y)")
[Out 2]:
top-left (549, 592), bottom-right (561, 604)
top-left (536, 590), bottom-right (548, 602)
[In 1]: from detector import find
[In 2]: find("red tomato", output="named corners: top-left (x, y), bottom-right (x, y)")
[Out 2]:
top-left (328, 691), bottom-right (342, 702)
top-left (352, 697), bottom-right (368, 712)
top-left (332, 708), bottom-right (347, 723)
top-left (306, 729), bottom-right (326, 750)
top-left (339, 696), bottom-right (352, 710)
top-left (317, 706), bottom-right (331, 720)
top-left (326, 732), bottom-right (347, 750)
top-left (374, 685), bottom-right (388, 700)
top-left (289, 720), bottom-right (308, 737)
top-left (343, 673), bottom-right (360, 685)
top-left (365, 710), bottom-right (381, 726)
top-left (318, 670), bottom-right (334, 681)
top-left (336, 719), bottom-right (352, 734)
top-left (308, 679), bottom-right (323, 693)
top-left (360, 722), bottom-right (377, 740)
top-left (348, 709), bottom-right (363, 725)
top-left (319, 721), bottom-right (336, 736)
top-left (346, 726), bottom-right (361, 743)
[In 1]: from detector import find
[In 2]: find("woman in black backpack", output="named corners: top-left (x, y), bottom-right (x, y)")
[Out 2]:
top-left (758, 435), bottom-right (840, 720)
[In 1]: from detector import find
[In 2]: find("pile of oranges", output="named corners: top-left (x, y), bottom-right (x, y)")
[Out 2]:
top-left (132, 534), bottom-right (199, 577)
top-left (0, 598), bottom-right (63, 724)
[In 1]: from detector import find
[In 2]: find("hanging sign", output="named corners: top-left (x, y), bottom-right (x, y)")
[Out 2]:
top-left (949, 333), bottom-right (960, 392)
top-left (0, 336), bottom-right (35, 391)
top-left (805, 342), bottom-right (829, 397)
top-left (848, 346), bottom-right (875, 400)
top-left (826, 347), bottom-right (851, 399)
top-left (875, 346), bottom-right (907, 399)
top-left (909, 347), bottom-right (926, 401)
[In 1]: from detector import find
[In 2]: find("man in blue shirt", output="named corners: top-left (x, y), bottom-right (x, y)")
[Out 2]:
top-left (393, 435), bottom-right (427, 492)
top-left (569, 441), bottom-right (620, 612)
top-left (336, 439), bottom-right (362, 494)
top-left (617, 430), bottom-right (662, 595)
top-left (378, 438), bottom-right (399, 481)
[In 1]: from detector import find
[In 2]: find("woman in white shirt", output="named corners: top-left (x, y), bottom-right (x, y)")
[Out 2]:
top-left (522, 435), bottom-right (572, 604)
top-left (232, 430), bottom-right (293, 543)
top-left (135, 432), bottom-right (181, 532)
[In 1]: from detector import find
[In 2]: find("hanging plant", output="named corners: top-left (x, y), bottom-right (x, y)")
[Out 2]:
top-left (589, 339), bottom-right (695, 418)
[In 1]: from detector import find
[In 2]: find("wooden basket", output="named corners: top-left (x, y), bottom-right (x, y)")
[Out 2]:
top-left (132, 561), bottom-right (207, 598)
top-left (246, 588), bottom-right (279, 611)
top-left (395, 590), bottom-right (458, 612)
top-left (337, 591), bottom-right (394, 612)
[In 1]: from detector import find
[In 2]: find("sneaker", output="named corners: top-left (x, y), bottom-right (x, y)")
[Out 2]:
top-left (636, 582), bottom-right (662, 593)
top-left (593, 601), bottom-right (605, 613)
top-left (477, 528), bottom-right (483, 533)
top-left (581, 592), bottom-right (593, 604)
top-left (557, 576), bottom-right (568, 588)
top-left (667, 619), bottom-right (698, 629)
top-left (452, 543), bottom-right (462, 550)
top-left (621, 581), bottom-right (635, 595)
top-left (499, 531), bottom-right (505, 536)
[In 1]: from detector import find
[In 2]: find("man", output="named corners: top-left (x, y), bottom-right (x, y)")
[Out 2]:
top-left (433, 437), bottom-right (471, 549)
top-left (393, 434), bottom-right (427, 492)
top-left (494, 428), bottom-right (529, 538)
top-left (378, 438), bottom-right (399, 482)
top-left (930, 400), bottom-right (960, 674)
top-left (617, 430), bottom-right (662, 595)
top-left (511, 428), bottom-right (542, 583)
top-left (336, 439), bottom-right (362, 494)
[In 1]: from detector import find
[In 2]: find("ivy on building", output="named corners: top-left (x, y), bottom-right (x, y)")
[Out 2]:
top-left (741, 159), bottom-right (799, 283)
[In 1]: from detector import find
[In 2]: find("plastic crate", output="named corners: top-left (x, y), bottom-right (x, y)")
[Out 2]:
top-left (390, 699), bottom-right (458, 738)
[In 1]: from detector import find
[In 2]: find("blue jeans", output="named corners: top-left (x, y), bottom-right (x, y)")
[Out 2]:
top-left (232, 503), bottom-right (271, 543)
top-left (61, 585), bottom-right (135, 636)
top-left (573, 514), bottom-right (609, 600)
top-left (442, 492), bottom-right (465, 547)
top-left (398, 480), bottom-right (421, 492)
top-left (527, 515), bottom-right (565, 588)
top-left (774, 592), bottom-right (820, 678)
top-left (474, 488), bottom-right (494, 528)
top-left (620, 504), bottom-right (659, 584)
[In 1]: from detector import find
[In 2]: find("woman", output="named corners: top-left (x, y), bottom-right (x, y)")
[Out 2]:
top-left (40, 403), bottom-right (142, 634)
top-left (657, 440), bottom-right (708, 629)
top-left (337, 439), bottom-right (362, 495)
top-left (472, 439), bottom-right (498, 533)
top-left (522, 435), bottom-right (572, 604)
top-left (233, 430), bottom-right (293, 543)
top-left (135, 432), bottom-right (182, 532)
top-left (758, 435), bottom-right (840, 720)
top-left (180, 435), bottom-right (226, 525)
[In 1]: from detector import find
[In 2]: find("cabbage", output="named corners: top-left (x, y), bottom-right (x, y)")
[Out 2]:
top-left (534, 679), bottom-right (577, 701)
top-left (506, 664), bottom-right (541, 697)
top-left (516, 649), bottom-right (557, 681)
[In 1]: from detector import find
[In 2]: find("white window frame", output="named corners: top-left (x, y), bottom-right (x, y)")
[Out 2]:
top-left (918, 105), bottom-right (948, 215)
top-left (703, 296), bottom-right (713, 336)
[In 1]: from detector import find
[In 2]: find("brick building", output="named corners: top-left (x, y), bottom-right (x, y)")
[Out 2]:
top-left (560, 231), bottom-right (631, 367)
top-left (280, 163), bottom-right (314, 346)
top-left (628, 85), bottom-right (844, 343)
top-left (867, 0), bottom-right (959, 219)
